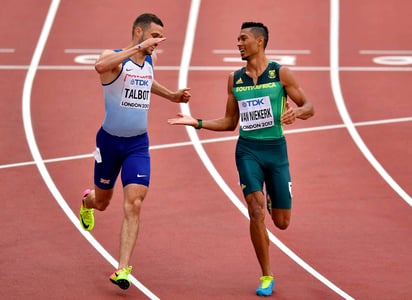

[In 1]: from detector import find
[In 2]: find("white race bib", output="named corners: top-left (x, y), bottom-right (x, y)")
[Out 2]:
top-left (238, 96), bottom-right (274, 131)
top-left (120, 74), bottom-right (151, 109)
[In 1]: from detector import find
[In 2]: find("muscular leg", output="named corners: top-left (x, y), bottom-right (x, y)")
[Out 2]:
top-left (118, 183), bottom-right (147, 269)
top-left (83, 186), bottom-right (113, 211)
top-left (246, 191), bottom-right (272, 276)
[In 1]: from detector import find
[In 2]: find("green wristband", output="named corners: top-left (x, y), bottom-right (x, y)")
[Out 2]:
top-left (197, 119), bottom-right (203, 129)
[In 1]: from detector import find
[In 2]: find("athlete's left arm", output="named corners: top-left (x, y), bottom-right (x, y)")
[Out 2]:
top-left (151, 80), bottom-right (191, 103)
top-left (280, 67), bottom-right (314, 124)
top-left (149, 51), bottom-right (191, 103)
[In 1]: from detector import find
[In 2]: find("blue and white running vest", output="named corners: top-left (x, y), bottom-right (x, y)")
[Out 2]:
top-left (101, 51), bottom-right (154, 137)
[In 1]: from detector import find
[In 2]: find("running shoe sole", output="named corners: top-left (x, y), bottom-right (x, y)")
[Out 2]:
top-left (109, 278), bottom-right (130, 290)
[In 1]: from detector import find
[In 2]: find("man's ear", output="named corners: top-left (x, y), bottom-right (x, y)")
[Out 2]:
top-left (134, 26), bottom-right (142, 37)
top-left (257, 35), bottom-right (264, 47)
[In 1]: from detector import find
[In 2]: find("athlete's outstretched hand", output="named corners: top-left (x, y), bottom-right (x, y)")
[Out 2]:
top-left (168, 113), bottom-right (197, 127)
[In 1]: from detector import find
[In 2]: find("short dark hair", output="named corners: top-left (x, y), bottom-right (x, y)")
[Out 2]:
top-left (241, 22), bottom-right (269, 49)
top-left (132, 13), bottom-right (164, 36)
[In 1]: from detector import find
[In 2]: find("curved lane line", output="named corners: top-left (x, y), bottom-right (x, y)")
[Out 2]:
top-left (177, 0), bottom-right (354, 299)
top-left (330, 0), bottom-right (411, 206)
top-left (21, 1), bottom-right (159, 298)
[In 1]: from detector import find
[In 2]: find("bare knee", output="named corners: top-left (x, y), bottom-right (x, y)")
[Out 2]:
top-left (123, 184), bottom-right (147, 218)
top-left (271, 208), bottom-right (291, 230)
top-left (246, 192), bottom-right (266, 222)
top-left (125, 198), bottom-right (143, 215)
top-left (93, 193), bottom-right (111, 211)
top-left (273, 218), bottom-right (290, 230)
top-left (94, 199), bottom-right (110, 211)
top-left (249, 205), bottom-right (265, 222)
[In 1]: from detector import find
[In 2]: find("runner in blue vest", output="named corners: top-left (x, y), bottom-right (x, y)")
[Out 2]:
top-left (79, 13), bottom-right (191, 290)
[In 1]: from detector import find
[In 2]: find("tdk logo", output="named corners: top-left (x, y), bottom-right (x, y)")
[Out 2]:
top-left (130, 79), bottom-right (149, 86)
top-left (242, 98), bottom-right (265, 107)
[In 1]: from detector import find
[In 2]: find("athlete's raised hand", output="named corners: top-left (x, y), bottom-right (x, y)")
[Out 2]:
top-left (138, 37), bottom-right (167, 50)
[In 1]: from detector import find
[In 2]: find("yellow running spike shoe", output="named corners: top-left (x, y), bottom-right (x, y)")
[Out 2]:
top-left (256, 275), bottom-right (274, 297)
top-left (109, 266), bottom-right (133, 290)
top-left (79, 189), bottom-right (94, 231)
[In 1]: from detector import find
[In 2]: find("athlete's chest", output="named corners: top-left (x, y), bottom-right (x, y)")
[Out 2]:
top-left (234, 66), bottom-right (283, 98)
top-left (118, 61), bottom-right (154, 109)
top-left (120, 61), bottom-right (154, 86)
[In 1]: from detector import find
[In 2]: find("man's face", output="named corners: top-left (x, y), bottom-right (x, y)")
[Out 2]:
top-left (237, 28), bottom-right (260, 61)
top-left (139, 22), bottom-right (164, 55)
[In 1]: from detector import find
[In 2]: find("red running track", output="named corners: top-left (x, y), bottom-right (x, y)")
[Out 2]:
top-left (1, 0), bottom-right (411, 299)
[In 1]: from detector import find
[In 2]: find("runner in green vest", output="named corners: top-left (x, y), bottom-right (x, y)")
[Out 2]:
top-left (168, 21), bottom-right (314, 297)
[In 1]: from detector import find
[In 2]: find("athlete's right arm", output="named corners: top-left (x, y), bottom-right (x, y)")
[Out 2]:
top-left (213, 72), bottom-right (240, 131)
top-left (94, 49), bottom-right (136, 83)
top-left (94, 37), bottom-right (166, 84)
top-left (168, 73), bottom-right (239, 131)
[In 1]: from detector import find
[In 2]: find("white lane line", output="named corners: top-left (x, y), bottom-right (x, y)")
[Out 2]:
top-left (2, 65), bottom-right (412, 71)
top-left (360, 50), bottom-right (412, 54)
top-left (0, 48), bottom-right (15, 53)
top-left (330, 0), bottom-right (412, 207)
top-left (339, 66), bottom-right (412, 71)
top-left (21, 1), bottom-right (159, 298)
top-left (178, 0), bottom-right (354, 299)
top-left (3, 115), bottom-right (411, 170)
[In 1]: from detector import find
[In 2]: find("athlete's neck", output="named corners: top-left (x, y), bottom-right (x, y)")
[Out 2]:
top-left (245, 55), bottom-right (270, 84)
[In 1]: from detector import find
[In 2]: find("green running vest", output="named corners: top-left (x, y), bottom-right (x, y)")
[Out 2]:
top-left (232, 61), bottom-right (287, 140)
